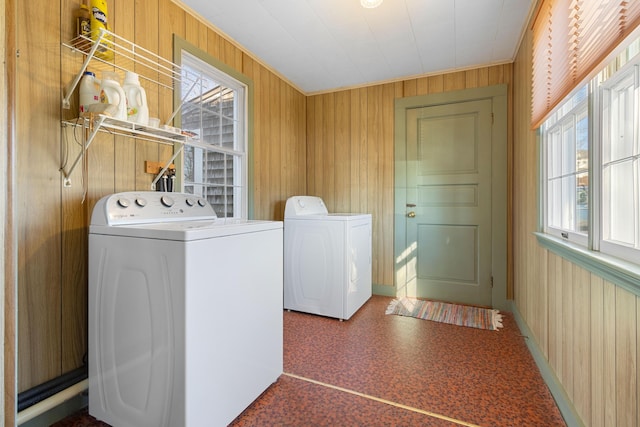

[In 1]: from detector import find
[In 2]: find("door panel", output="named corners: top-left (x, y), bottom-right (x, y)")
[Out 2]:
top-left (405, 99), bottom-right (492, 306)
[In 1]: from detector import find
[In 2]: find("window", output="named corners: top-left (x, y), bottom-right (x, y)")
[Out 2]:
top-left (541, 35), bottom-right (640, 265)
top-left (542, 86), bottom-right (589, 245)
top-left (600, 62), bottom-right (640, 261)
top-left (174, 38), bottom-right (252, 219)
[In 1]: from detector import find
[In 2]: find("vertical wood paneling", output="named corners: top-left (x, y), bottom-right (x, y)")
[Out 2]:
top-left (158, 0), bottom-right (185, 127)
top-left (403, 79), bottom-right (417, 97)
top-left (4, 0), bottom-right (17, 420)
top-left (366, 85), bottom-right (382, 280)
top-left (428, 75), bottom-right (444, 93)
top-left (350, 90), bottom-right (364, 212)
top-left (603, 281), bottom-right (617, 426)
top-left (548, 253), bottom-right (562, 376)
top-left (561, 259), bottom-right (574, 398)
top-left (616, 286), bottom-right (637, 426)
top-left (382, 83), bottom-right (402, 285)
top-left (590, 274), bottom-right (604, 427)
top-left (223, 39), bottom-right (243, 71)
top-left (110, 0), bottom-right (136, 195)
top-left (443, 70), bottom-right (465, 91)
top-left (335, 91), bottom-right (351, 213)
top-left (278, 82), bottom-right (306, 212)
top-left (269, 72), bottom-right (282, 217)
top-left (536, 244), bottom-right (549, 356)
top-left (322, 93), bottom-right (335, 209)
top-left (60, 0), bottom-right (88, 374)
top-left (134, 0), bottom-right (161, 192)
top-left (357, 88), bottom-right (368, 214)
top-left (184, 13), bottom-right (206, 50)
top-left (16, 0), bottom-right (63, 390)
top-left (262, 69), bottom-right (275, 216)
top-left (573, 266), bottom-right (591, 422)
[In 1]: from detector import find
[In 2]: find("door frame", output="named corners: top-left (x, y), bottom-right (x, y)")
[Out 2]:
top-left (394, 85), bottom-right (508, 310)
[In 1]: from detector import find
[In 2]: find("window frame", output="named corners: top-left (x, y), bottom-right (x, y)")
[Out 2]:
top-left (541, 87), bottom-right (589, 246)
top-left (172, 35), bottom-right (254, 219)
top-left (598, 61), bottom-right (640, 262)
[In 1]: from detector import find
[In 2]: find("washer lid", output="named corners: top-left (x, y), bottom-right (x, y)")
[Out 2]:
top-left (90, 218), bottom-right (283, 241)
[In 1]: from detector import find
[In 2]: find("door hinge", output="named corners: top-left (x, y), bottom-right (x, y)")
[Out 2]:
top-left (491, 112), bottom-right (494, 125)
top-left (490, 276), bottom-right (494, 288)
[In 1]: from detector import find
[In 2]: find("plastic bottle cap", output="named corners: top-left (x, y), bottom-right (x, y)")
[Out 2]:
top-left (124, 71), bottom-right (140, 85)
top-left (84, 71), bottom-right (95, 77)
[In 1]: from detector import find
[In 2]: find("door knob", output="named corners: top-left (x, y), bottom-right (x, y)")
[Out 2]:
top-left (407, 211), bottom-right (416, 218)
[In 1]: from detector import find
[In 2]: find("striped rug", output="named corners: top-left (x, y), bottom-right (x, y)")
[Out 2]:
top-left (385, 297), bottom-right (503, 331)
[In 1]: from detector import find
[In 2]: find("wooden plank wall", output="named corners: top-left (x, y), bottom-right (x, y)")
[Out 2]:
top-left (512, 19), bottom-right (639, 427)
top-left (306, 66), bottom-right (513, 288)
top-left (16, 0), bottom-right (306, 392)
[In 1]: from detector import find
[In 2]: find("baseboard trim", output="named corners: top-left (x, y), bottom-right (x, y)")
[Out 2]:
top-left (17, 380), bottom-right (87, 426)
top-left (509, 301), bottom-right (585, 427)
top-left (372, 284), bottom-right (396, 297)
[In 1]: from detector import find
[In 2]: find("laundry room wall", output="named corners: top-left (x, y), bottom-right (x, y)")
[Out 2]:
top-left (305, 66), bottom-right (513, 289)
top-left (14, 0), bottom-right (306, 397)
top-left (510, 12), bottom-right (640, 425)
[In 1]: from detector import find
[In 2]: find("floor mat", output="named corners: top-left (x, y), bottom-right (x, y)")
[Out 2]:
top-left (386, 297), bottom-right (503, 330)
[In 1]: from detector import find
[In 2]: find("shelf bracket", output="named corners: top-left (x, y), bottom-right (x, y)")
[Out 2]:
top-left (151, 145), bottom-right (184, 191)
top-left (62, 30), bottom-right (107, 109)
top-left (61, 115), bottom-right (106, 183)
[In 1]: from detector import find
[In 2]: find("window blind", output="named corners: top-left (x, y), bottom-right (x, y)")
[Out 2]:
top-left (531, 0), bottom-right (640, 128)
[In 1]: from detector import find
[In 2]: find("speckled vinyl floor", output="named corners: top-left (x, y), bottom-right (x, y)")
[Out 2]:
top-left (54, 295), bottom-right (566, 427)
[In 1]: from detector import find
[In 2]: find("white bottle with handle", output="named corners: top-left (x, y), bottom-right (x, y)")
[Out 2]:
top-left (98, 71), bottom-right (127, 121)
top-left (79, 71), bottom-right (100, 115)
top-left (123, 71), bottom-right (149, 125)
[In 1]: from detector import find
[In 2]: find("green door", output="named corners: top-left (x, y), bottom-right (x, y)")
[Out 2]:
top-left (404, 99), bottom-right (493, 306)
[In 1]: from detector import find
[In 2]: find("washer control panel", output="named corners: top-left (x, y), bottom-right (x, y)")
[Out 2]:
top-left (91, 192), bottom-right (217, 226)
top-left (284, 196), bottom-right (329, 218)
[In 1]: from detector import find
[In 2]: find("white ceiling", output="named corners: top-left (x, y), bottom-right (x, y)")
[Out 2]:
top-left (178, 0), bottom-right (535, 94)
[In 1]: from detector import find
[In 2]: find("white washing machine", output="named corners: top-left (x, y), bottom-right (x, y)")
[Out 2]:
top-left (88, 192), bottom-right (283, 427)
top-left (284, 196), bottom-right (372, 320)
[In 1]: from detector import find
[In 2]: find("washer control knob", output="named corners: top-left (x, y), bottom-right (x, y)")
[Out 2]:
top-left (297, 199), bottom-right (305, 208)
top-left (135, 198), bottom-right (147, 207)
top-left (161, 195), bottom-right (174, 207)
top-left (197, 199), bottom-right (206, 207)
top-left (185, 198), bottom-right (195, 207)
top-left (117, 198), bottom-right (130, 208)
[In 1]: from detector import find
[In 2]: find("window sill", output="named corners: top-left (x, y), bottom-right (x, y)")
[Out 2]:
top-left (534, 232), bottom-right (640, 297)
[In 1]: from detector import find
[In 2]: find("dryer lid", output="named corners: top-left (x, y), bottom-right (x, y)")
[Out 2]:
top-left (284, 196), bottom-right (328, 218)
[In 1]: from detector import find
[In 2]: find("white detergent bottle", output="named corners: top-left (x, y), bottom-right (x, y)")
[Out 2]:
top-left (98, 71), bottom-right (127, 120)
top-left (79, 71), bottom-right (100, 115)
top-left (123, 71), bottom-right (149, 125)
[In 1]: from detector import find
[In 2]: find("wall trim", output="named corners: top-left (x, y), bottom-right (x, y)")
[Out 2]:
top-left (17, 381), bottom-right (87, 426)
top-left (509, 301), bottom-right (585, 427)
top-left (535, 232), bottom-right (640, 297)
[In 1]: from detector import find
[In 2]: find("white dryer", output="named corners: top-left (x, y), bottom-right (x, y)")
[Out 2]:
top-left (284, 196), bottom-right (372, 320)
top-left (88, 192), bottom-right (283, 427)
